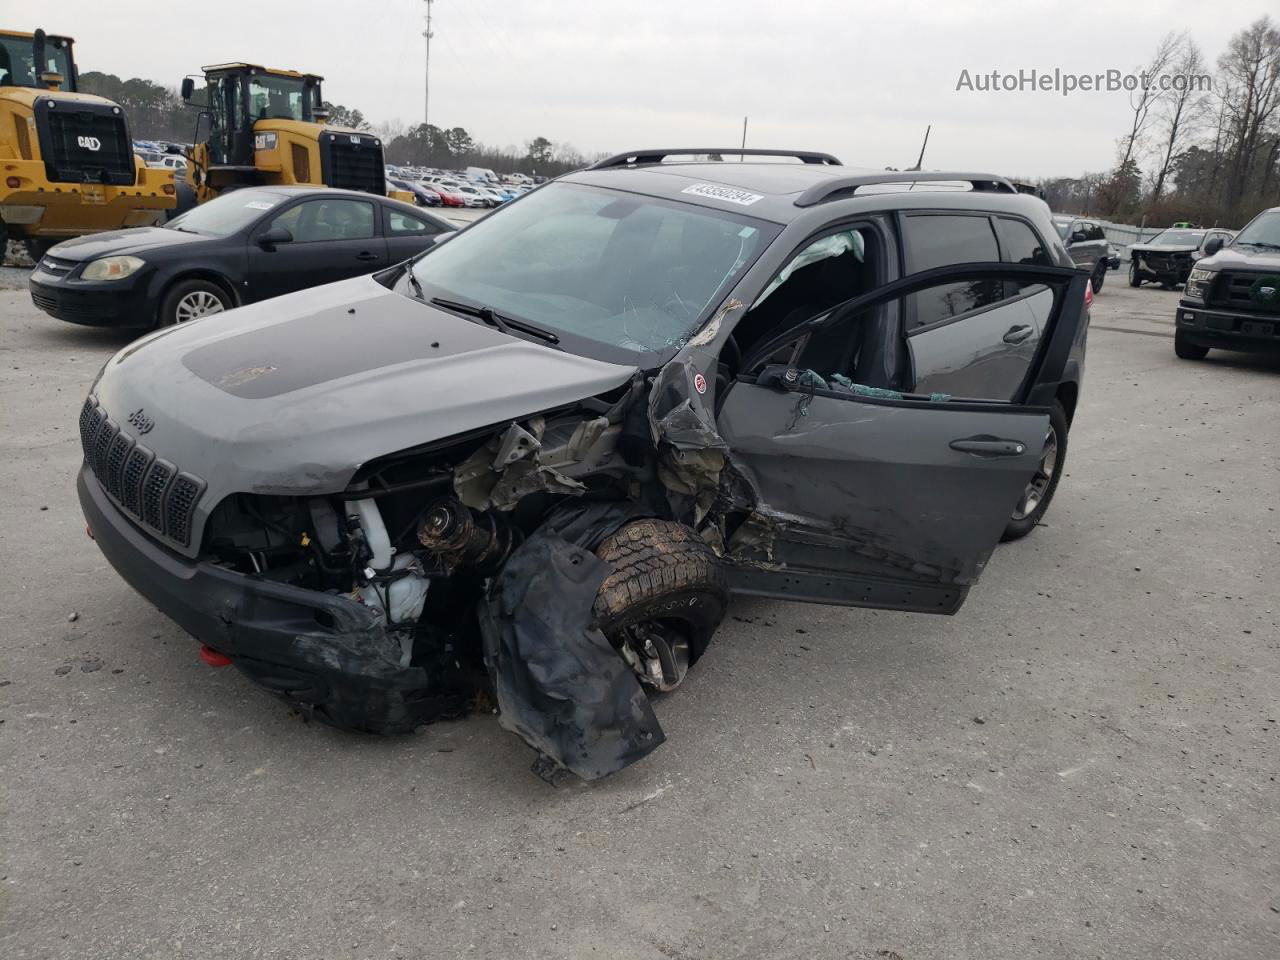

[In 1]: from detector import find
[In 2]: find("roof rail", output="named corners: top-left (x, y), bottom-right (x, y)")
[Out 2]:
top-left (588, 148), bottom-right (842, 170)
top-left (794, 172), bottom-right (1018, 207)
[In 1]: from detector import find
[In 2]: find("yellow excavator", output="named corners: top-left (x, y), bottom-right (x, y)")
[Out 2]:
top-left (0, 28), bottom-right (175, 259)
top-left (176, 63), bottom-right (408, 211)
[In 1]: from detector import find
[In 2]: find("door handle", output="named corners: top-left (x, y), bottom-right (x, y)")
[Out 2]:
top-left (949, 437), bottom-right (1027, 457)
top-left (356, 251), bottom-right (379, 261)
top-left (1003, 324), bottom-right (1034, 344)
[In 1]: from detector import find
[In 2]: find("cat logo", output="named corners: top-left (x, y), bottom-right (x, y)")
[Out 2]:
top-left (77, 135), bottom-right (102, 151)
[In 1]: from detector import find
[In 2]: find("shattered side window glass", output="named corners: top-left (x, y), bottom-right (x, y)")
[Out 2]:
top-left (731, 227), bottom-right (876, 362)
top-left (753, 231), bottom-right (865, 308)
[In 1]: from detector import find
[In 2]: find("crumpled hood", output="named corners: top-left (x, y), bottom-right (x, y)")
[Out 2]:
top-left (90, 274), bottom-right (637, 556)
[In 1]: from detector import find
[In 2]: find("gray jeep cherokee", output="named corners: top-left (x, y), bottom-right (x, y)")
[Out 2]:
top-left (78, 149), bottom-right (1090, 780)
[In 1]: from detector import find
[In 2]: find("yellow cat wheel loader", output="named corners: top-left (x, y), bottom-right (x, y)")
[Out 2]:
top-left (176, 63), bottom-right (392, 213)
top-left (0, 28), bottom-right (175, 259)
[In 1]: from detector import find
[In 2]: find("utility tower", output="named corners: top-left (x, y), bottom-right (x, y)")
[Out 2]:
top-left (423, 0), bottom-right (435, 132)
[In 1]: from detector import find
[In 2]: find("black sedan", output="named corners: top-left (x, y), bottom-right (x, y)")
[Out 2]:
top-left (30, 186), bottom-right (454, 330)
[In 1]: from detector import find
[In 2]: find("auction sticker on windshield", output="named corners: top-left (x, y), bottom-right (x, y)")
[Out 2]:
top-left (681, 183), bottom-right (764, 206)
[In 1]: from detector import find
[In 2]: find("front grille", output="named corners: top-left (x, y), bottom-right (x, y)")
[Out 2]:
top-left (104, 432), bottom-right (135, 500)
top-left (120, 446), bottom-right (154, 516)
top-left (319, 132), bottom-right (384, 195)
top-left (142, 461), bottom-right (175, 530)
top-left (1212, 273), bottom-right (1280, 315)
top-left (37, 255), bottom-right (77, 279)
top-left (78, 396), bottom-right (206, 546)
top-left (35, 97), bottom-right (135, 186)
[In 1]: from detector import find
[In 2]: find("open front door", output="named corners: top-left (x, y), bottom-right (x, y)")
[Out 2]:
top-left (715, 262), bottom-right (1088, 614)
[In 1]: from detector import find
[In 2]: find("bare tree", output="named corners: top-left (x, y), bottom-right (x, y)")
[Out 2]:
top-left (1217, 16), bottom-right (1280, 216)
top-left (1117, 32), bottom-right (1182, 173)
top-left (1150, 38), bottom-right (1209, 205)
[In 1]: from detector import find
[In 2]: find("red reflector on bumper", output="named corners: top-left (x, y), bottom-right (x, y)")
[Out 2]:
top-left (85, 524), bottom-right (95, 540)
top-left (199, 645), bottom-right (233, 667)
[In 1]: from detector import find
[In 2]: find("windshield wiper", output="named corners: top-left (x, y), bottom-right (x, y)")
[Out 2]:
top-left (429, 297), bottom-right (560, 344)
top-left (1239, 240), bottom-right (1280, 251)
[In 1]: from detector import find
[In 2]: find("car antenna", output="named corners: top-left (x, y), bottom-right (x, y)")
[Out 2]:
top-left (903, 124), bottom-right (931, 193)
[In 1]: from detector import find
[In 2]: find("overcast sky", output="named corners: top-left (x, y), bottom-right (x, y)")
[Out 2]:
top-left (16, 0), bottom-right (1276, 178)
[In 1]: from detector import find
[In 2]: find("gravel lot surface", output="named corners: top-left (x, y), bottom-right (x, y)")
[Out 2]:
top-left (1, 269), bottom-right (1277, 959)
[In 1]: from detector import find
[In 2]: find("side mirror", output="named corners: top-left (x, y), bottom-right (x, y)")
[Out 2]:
top-left (1069, 231), bottom-right (1087, 244)
top-left (257, 226), bottom-right (293, 248)
top-left (1204, 236), bottom-right (1224, 256)
top-left (180, 77), bottom-right (194, 101)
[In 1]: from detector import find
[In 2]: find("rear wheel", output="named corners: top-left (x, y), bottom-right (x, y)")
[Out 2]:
top-left (158, 278), bottom-right (230, 328)
top-left (1091, 261), bottom-right (1106, 293)
top-left (1174, 331), bottom-right (1209, 360)
top-left (1128, 260), bottom-right (1144, 287)
top-left (593, 519), bottom-right (728, 692)
top-left (1001, 400), bottom-right (1068, 542)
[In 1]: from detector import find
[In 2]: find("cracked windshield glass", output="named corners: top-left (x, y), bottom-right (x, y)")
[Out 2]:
top-left (409, 182), bottom-right (779, 355)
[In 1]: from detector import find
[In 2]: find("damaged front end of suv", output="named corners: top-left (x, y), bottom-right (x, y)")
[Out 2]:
top-left (79, 156), bottom-right (1088, 781)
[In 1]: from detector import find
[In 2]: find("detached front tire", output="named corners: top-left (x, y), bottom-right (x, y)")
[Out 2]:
top-left (158, 278), bottom-right (230, 328)
top-left (1002, 400), bottom-right (1069, 542)
top-left (1128, 260), bottom-right (1144, 287)
top-left (593, 519), bottom-right (728, 692)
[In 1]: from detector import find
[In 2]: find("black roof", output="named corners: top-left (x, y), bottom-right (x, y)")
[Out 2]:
top-left (561, 148), bottom-right (1037, 228)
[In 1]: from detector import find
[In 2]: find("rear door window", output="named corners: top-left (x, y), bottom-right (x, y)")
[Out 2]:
top-left (901, 214), bottom-right (1004, 330)
top-left (384, 208), bottom-right (444, 236)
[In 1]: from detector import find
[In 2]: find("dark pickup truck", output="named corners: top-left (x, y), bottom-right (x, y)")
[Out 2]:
top-left (1174, 207), bottom-right (1280, 359)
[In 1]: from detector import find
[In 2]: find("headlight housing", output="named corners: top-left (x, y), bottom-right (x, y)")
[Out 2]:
top-left (1185, 267), bottom-right (1216, 301)
top-left (81, 256), bottom-right (145, 281)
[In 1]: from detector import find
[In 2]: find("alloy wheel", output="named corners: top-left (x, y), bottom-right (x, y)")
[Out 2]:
top-left (1011, 424), bottom-right (1059, 521)
top-left (174, 290), bottom-right (225, 323)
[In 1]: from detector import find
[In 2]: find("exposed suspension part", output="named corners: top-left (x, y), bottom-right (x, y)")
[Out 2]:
top-left (417, 498), bottom-right (520, 574)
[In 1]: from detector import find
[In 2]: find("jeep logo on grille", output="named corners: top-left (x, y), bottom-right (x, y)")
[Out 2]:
top-left (77, 135), bottom-right (102, 152)
top-left (127, 408), bottom-right (155, 434)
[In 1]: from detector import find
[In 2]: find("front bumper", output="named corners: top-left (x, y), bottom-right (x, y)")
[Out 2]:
top-left (30, 271), bottom-right (152, 327)
top-left (1135, 253), bottom-right (1194, 282)
top-left (1, 162), bottom-right (174, 237)
top-left (1175, 303), bottom-right (1280, 352)
top-left (78, 466), bottom-right (458, 732)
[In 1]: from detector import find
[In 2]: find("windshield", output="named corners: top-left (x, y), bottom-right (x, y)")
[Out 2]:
top-left (1232, 211), bottom-right (1280, 248)
top-left (0, 34), bottom-right (73, 88)
top-left (167, 188), bottom-right (282, 237)
top-left (409, 182), bottom-right (780, 360)
top-left (1149, 229), bottom-right (1205, 246)
top-left (247, 74), bottom-right (311, 122)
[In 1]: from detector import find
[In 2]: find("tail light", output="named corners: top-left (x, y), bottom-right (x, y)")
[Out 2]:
top-left (5, 176), bottom-right (20, 188)
top-left (162, 183), bottom-right (175, 195)
top-left (1084, 278), bottom-right (1094, 308)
